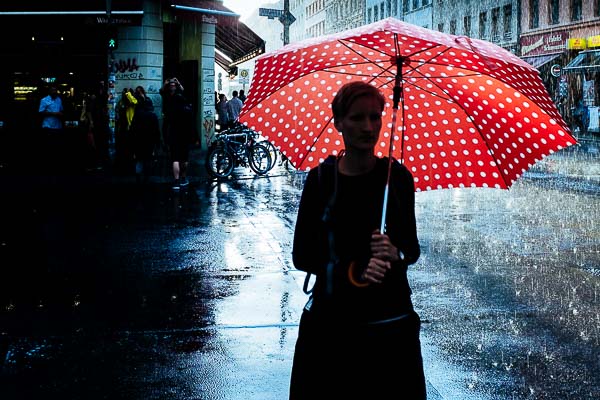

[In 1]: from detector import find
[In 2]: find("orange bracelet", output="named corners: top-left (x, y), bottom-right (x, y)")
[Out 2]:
top-left (347, 261), bottom-right (370, 288)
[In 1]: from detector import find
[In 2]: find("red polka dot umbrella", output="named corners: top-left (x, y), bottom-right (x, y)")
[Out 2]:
top-left (240, 17), bottom-right (577, 193)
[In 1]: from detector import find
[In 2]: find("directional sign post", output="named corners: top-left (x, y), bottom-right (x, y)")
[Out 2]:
top-left (259, 0), bottom-right (295, 45)
top-left (259, 8), bottom-right (284, 19)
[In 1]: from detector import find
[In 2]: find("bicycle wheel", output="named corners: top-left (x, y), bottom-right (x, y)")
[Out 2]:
top-left (248, 143), bottom-right (272, 175)
top-left (259, 140), bottom-right (278, 171)
top-left (205, 145), bottom-right (235, 178)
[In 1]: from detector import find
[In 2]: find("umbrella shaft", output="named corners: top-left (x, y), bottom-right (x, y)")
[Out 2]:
top-left (380, 183), bottom-right (390, 233)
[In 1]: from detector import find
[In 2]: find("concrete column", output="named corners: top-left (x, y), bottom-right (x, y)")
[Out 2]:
top-left (112, 0), bottom-right (164, 117)
top-left (179, 16), bottom-right (216, 150)
top-left (200, 21), bottom-right (216, 149)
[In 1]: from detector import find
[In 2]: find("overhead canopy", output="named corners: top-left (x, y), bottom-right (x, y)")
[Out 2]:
top-left (171, 1), bottom-right (265, 71)
top-left (563, 49), bottom-right (600, 72)
top-left (522, 53), bottom-right (562, 70)
top-left (0, 0), bottom-right (143, 13)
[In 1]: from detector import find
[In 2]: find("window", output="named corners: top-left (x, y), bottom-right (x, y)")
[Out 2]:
top-left (572, 0), bottom-right (582, 21)
top-left (529, 0), bottom-right (539, 28)
top-left (413, 0), bottom-right (419, 10)
top-left (464, 15), bottom-right (471, 37)
top-left (491, 8), bottom-right (499, 41)
top-left (450, 19), bottom-right (456, 35)
top-left (403, 0), bottom-right (409, 13)
top-left (503, 5), bottom-right (512, 39)
top-left (368, 7), bottom-right (372, 23)
top-left (374, 5), bottom-right (379, 20)
top-left (393, 0), bottom-right (398, 17)
top-left (479, 11), bottom-right (487, 38)
top-left (550, 0), bottom-right (559, 24)
top-left (381, 2), bottom-right (385, 19)
top-left (438, 22), bottom-right (444, 32)
top-left (387, 0), bottom-right (392, 16)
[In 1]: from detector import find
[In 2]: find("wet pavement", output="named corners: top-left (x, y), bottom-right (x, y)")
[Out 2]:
top-left (1, 135), bottom-right (599, 399)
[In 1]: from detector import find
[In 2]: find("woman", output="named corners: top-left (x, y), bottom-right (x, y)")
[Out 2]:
top-left (216, 93), bottom-right (229, 132)
top-left (289, 81), bottom-right (426, 399)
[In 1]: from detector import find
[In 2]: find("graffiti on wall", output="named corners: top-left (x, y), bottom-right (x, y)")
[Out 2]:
top-left (110, 58), bottom-right (143, 80)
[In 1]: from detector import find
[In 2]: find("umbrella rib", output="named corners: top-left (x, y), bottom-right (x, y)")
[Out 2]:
top-left (295, 117), bottom-right (335, 170)
top-left (408, 70), bottom-right (512, 188)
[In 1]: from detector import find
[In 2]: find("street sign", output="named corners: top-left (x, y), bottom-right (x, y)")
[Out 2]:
top-left (259, 8), bottom-right (284, 19)
top-left (550, 64), bottom-right (561, 77)
top-left (239, 68), bottom-right (250, 84)
top-left (279, 10), bottom-right (296, 25)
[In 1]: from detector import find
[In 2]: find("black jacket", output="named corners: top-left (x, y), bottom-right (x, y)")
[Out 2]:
top-left (292, 156), bottom-right (420, 322)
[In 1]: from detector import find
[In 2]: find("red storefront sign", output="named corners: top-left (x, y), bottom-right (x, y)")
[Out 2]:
top-left (520, 31), bottom-right (568, 57)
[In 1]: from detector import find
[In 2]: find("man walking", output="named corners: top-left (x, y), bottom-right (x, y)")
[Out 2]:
top-left (226, 90), bottom-right (243, 128)
top-left (38, 86), bottom-right (64, 172)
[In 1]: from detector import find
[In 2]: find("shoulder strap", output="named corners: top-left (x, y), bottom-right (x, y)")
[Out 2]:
top-left (302, 153), bottom-right (341, 295)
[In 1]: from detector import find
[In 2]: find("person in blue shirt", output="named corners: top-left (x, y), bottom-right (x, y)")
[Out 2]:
top-left (38, 86), bottom-right (65, 172)
top-left (39, 86), bottom-right (63, 131)
top-left (226, 90), bottom-right (243, 128)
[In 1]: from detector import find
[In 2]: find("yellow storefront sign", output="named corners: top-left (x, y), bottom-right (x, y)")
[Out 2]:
top-left (567, 38), bottom-right (587, 50)
top-left (587, 35), bottom-right (600, 48)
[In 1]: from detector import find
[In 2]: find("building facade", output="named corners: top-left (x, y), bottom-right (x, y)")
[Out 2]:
top-left (431, 0), bottom-right (519, 54)
top-left (403, 0), bottom-right (433, 29)
top-left (365, 0), bottom-right (402, 24)
top-left (520, 0), bottom-right (600, 131)
top-left (326, 0), bottom-right (365, 34)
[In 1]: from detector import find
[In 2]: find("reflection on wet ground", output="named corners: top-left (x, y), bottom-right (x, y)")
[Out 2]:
top-left (0, 142), bottom-right (599, 399)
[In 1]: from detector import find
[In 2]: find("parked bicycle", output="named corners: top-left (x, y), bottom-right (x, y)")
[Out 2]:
top-left (205, 124), bottom-right (272, 178)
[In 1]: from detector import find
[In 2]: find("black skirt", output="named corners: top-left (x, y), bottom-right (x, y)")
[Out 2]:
top-left (289, 309), bottom-right (426, 400)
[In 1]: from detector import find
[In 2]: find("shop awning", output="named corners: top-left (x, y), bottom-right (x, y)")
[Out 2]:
top-left (563, 49), bottom-right (600, 72)
top-left (521, 53), bottom-right (561, 70)
top-left (171, 1), bottom-right (265, 71)
top-left (0, 0), bottom-right (143, 13)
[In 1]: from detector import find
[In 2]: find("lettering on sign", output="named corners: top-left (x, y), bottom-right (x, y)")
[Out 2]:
top-left (202, 15), bottom-right (218, 24)
top-left (520, 31), bottom-right (568, 56)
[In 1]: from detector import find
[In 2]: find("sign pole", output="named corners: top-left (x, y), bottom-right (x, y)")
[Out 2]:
top-left (259, 1), bottom-right (295, 46)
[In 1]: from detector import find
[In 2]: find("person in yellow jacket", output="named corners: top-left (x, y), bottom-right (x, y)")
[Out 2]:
top-left (115, 88), bottom-right (137, 172)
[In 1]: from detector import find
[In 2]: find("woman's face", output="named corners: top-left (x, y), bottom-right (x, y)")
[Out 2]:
top-left (334, 95), bottom-right (383, 152)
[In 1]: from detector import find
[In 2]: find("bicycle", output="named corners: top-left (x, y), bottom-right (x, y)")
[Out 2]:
top-left (205, 127), bottom-right (272, 178)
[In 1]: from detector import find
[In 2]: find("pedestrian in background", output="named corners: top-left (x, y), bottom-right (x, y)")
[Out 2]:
top-left (88, 82), bottom-right (110, 170)
top-left (216, 93), bottom-right (229, 132)
top-left (226, 90), bottom-right (243, 128)
top-left (238, 89), bottom-right (247, 103)
top-left (289, 81), bottom-right (426, 399)
top-left (115, 88), bottom-right (137, 172)
top-left (38, 86), bottom-right (64, 172)
top-left (161, 77), bottom-right (192, 190)
top-left (130, 85), bottom-right (160, 183)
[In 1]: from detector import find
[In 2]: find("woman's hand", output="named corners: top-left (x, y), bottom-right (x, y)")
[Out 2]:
top-left (370, 229), bottom-right (400, 262)
top-left (360, 257), bottom-right (391, 284)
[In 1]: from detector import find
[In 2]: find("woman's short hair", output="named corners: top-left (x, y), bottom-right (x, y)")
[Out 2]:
top-left (331, 81), bottom-right (385, 120)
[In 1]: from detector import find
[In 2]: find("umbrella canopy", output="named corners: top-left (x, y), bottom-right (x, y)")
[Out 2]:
top-left (239, 17), bottom-right (577, 192)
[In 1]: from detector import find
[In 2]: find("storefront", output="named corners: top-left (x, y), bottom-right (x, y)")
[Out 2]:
top-left (0, 0), bottom-right (265, 151)
top-left (520, 30), bottom-right (571, 104)
top-left (562, 36), bottom-right (600, 134)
